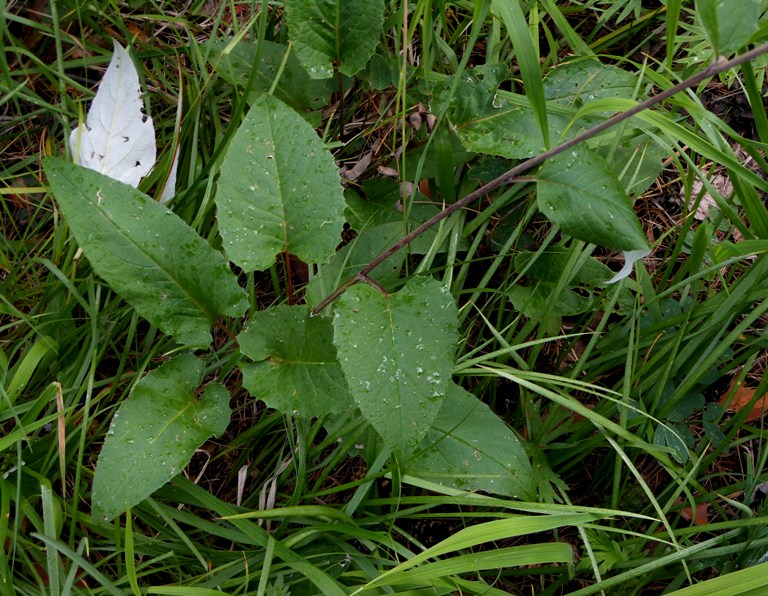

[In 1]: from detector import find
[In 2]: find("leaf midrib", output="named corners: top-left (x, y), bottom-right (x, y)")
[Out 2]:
top-left (57, 163), bottom-right (220, 326)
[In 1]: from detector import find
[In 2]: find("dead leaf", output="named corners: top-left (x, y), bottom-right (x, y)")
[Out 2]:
top-left (378, 165), bottom-right (399, 177)
top-left (671, 496), bottom-right (709, 526)
top-left (718, 378), bottom-right (768, 422)
top-left (684, 173), bottom-right (733, 221)
top-left (679, 501), bottom-right (709, 525)
top-left (750, 480), bottom-right (768, 507)
top-left (340, 151), bottom-right (372, 182)
top-left (69, 41), bottom-right (156, 188)
top-left (418, 178), bottom-right (432, 198)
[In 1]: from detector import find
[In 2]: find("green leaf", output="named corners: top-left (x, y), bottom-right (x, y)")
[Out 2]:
top-left (405, 383), bottom-right (535, 500)
top-left (432, 64), bottom-right (570, 159)
top-left (696, 0), bottom-right (760, 57)
top-left (429, 64), bottom-right (540, 159)
top-left (216, 95), bottom-right (345, 271)
top-left (285, 0), bottom-right (386, 78)
top-left (544, 60), bottom-right (638, 108)
top-left (208, 38), bottom-right (333, 112)
top-left (43, 158), bottom-right (248, 346)
top-left (400, 128), bottom-right (475, 183)
top-left (305, 222), bottom-right (405, 308)
top-left (92, 354), bottom-right (231, 521)
top-left (345, 181), bottom-right (441, 253)
top-left (507, 249), bottom-right (614, 330)
top-left (537, 146), bottom-right (649, 251)
top-left (608, 135), bottom-right (666, 199)
top-left (333, 276), bottom-right (458, 455)
top-left (360, 52), bottom-right (400, 90)
top-left (440, 62), bottom-right (644, 159)
top-left (430, 64), bottom-right (508, 121)
top-left (238, 305), bottom-right (353, 417)
top-left (455, 105), bottom-right (559, 159)
top-left (653, 422), bottom-right (692, 464)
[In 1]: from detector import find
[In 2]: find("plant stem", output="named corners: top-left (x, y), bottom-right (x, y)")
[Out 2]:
top-left (312, 42), bottom-right (768, 314)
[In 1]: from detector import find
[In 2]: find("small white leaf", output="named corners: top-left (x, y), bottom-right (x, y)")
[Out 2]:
top-left (69, 41), bottom-right (156, 188)
top-left (606, 248), bottom-right (650, 284)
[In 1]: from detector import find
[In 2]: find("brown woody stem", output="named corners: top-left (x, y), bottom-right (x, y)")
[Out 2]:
top-left (312, 43), bottom-right (768, 314)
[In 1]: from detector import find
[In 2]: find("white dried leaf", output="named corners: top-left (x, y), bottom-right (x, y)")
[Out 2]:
top-left (69, 41), bottom-right (156, 188)
top-left (606, 248), bottom-right (650, 284)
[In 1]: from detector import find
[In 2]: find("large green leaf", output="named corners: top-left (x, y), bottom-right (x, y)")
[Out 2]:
top-left (92, 354), bottom-right (231, 521)
top-left (696, 0), bottom-right (760, 57)
top-left (430, 64), bottom-right (507, 120)
top-left (285, 0), bottom-right (385, 78)
top-left (439, 62), bottom-right (643, 159)
top-left (537, 145), bottom-right (649, 251)
top-left (208, 37), bottom-right (333, 112)
top-left (43, 158), bottom-right (248, 346)
top-left (239, 305), bottom-right (353, 417)
top-left (431, 64), bottom-right (573, 159)
top-left (333, 276), bottom-right (459, 455)
top-left (216, 95), bottom-right (345, 271)
top-left (405, 383), bottom-right (535, 500)
top-left (455, 106), bottom-right (566, 159)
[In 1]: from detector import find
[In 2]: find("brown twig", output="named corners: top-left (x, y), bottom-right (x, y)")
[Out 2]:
top-left (312, 43), bottom-right (768, 314)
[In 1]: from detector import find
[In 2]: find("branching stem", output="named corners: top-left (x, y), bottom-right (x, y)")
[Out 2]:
top-left (312, 43), bottom-right (768, 314)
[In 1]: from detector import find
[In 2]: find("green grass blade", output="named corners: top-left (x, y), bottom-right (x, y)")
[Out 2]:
top-left (492, 0), bottom-right (549, 148)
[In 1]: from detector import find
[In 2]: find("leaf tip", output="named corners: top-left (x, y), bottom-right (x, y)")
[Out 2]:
top-left (606, 248), bottom-right (650, 284)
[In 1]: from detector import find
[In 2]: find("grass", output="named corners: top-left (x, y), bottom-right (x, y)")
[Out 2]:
top-left (4, 0), bottom-right (768, 594)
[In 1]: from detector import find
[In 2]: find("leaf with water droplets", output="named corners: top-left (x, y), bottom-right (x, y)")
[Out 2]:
top-left (333, 276), bottom-right (458, 456)
top-left (537, 145), bottom-right (649, 252)
top-left (544, 61), bottom-right (638, 108)
top-left (405, 383), bottom-right (535, 500)
top-left (431, 64), bottom-right (554, 159)
top-left (92, 354), bottom-right (231, 522)
top-left (239, 305), bottom-right (353, 416)
top-left (439, 62), bottom-right (644, 160)
top-left (216, 95), bottom-right (345, 271)
top-left (43, 157), bottom-right (248, 346)
top-left (285, 0), bottom-right (385, 79)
